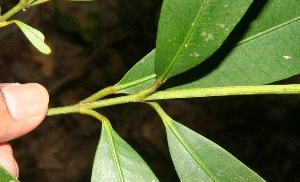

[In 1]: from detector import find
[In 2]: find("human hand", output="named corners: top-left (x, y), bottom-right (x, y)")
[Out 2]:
top-left (0, 83), bottom-right (49, 178)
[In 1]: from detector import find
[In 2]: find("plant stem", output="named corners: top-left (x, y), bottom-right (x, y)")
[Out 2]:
top-left (147, 102), bottom-right (170, 124)
top-left (47, 84), bottom-right (300, 117)
top-left (47, 104), bottom-right (80, 116)
top-left (47, 80), bottom-right (162, 116)
top-left (0, 0), bottom-right (28, 22)
top-left (80, 73), bottom-right (159, 103)
top-left (79, 108), bottom-right (109, 124)
top-left (80, 86), bottom-right (118, 103)
top-left (145, 84), bottom-right (300, 100)
top-left (86, 79), bottom-right (162, 108)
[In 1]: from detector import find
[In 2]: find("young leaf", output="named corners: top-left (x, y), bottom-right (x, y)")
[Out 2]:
top-left (165, 119), bottom-right (265, 181)
top-left (92, 122), bottom-right (158, 182)
top-left (14, 20), bottom-right (51, 54)
top-left (116, 50), bottom-right (157, 94)
top-left (0, 166), bottom-right (20, 182)
top-left (155, 0), bottom-right (252, 81)
top-left (164, 0), bottom-right (300, 90)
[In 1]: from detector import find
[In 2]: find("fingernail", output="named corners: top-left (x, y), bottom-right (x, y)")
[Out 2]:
top-left (1, 83), bottom-right (49, 119)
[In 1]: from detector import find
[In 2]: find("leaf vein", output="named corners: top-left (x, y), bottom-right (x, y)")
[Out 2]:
top-left (238, 16), bottom-right (300, 45)
top-left (159, 0), bottom-right (210, 81)
top-left (105, 124), bottom-right (125, 182)
top-left (166, 120), bottom-right (218, 181)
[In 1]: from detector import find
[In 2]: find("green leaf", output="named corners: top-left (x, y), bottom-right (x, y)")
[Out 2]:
top-left (91, 122), bottom-right (158, 182)
top-left (14, 21), bottom-right (51, 54)
top-left (0, 166), bottom-right (20, 182)
top-left (155, 0), bottom-right (252, 81)
top-left (165, 0), bottom-right (300, 90)
top-left (116, 50), bottom-right (157, 94)
top-left (148, 102), bottom-right (264, 181)
top-left (165, 118), bottom-right (264, 181)
top-left (116, 1), bottom-right (300, 93)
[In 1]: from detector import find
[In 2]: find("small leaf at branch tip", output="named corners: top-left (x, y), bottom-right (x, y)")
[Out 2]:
top-left (14, 20), bottom-right (51, 54)
top-left (44, 48), bottom-right (52, 55)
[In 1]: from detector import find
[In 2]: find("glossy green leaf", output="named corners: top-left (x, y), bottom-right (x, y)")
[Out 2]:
top-left (116, 0), bottom-right (300, 93)
top-left (165, 0), bottom-right (300, 89)
top-left (116, 50), bottom-right (156, 94)
top-left (91, 122), bottom-right (158, 182)
top-left (148, 102), bottom-right (264, 181)
top-left (155, 0), bottom-right (252, 81)
top-left (116, 0), bottom-right (253, 94)
top-left (165, 118), bottom-right (264, 181)
top-left (15, 21), bottom-right (51, 54)
top-left (0, 166), bottom-right (20, 182)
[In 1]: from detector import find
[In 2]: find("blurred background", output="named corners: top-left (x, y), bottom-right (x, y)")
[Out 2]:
top-left (0, 0), bottom-right (299, 181)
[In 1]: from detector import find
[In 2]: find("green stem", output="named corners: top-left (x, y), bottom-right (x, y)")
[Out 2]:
top-left (87, 79), bottom-right (162, 109)
top-left (80, 74), bottom-right (158, 103)
top-left (0, 0), bottom-right (28, 22)
top-left (146, 102), bottom-right (169, 124)
top-left (47, 104), bottom-right (80, 116)
top-left (78, 108), bottom-right (109, 124)
top-left (80, 86), bottom-right (118, 103)
top-left (47, 84), bottom-right (300, 117)
top-left (145, 84), bottom-right (300, 100)
top-left (47, 80), bottom-right (162, 116)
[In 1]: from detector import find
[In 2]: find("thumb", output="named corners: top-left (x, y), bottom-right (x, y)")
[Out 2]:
top-left (0, 83), bottom-right (49, 143)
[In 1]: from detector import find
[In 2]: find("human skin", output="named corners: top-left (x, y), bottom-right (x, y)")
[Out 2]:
top-left (0, 83), bottom-right (49, 178)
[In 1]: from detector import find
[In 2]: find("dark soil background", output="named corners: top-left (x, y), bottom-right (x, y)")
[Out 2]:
top-left (0, 0), bottom-right (299, 181)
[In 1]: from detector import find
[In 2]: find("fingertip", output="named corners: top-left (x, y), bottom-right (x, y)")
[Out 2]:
top-left (0, 143), bottom-right (19, 178)
top-left (0, 83), bottom-right (49, 142)
top-left (29, 83), bottom-right (49, 115)
top-left (2, 83), bottom-right (49, 119)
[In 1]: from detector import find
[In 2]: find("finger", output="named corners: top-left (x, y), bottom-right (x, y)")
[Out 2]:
top-left (0, 83), bottom-right (49, 143)
top-left (0, 143), bottom-right (19, 178)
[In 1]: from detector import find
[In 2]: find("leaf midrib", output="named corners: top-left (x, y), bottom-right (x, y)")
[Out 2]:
top-left (117, 74), bottom-right (156, 92)
top-left (158, 0), bottom-right (210, 81)
top-left (238, 16), bottom-right (300, 45)
top-left (105, 124), bottom-right (125, 182)
top-left (166, 119), bottom-right (218, 181)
